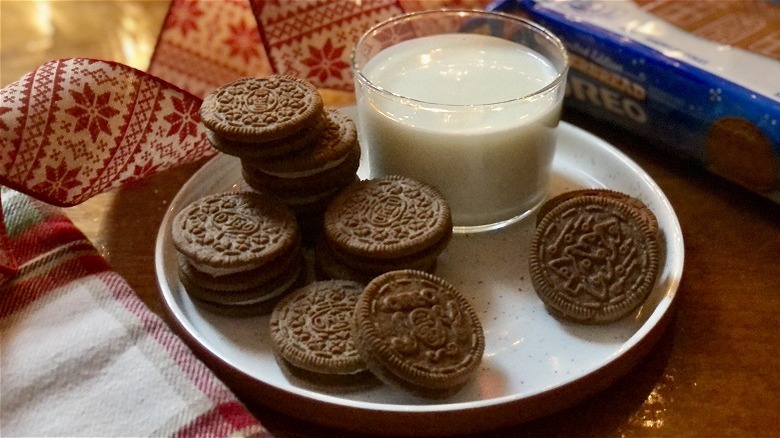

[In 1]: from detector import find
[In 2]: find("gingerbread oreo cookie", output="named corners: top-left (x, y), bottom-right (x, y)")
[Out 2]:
top-left (200, 76), bottom-right (363, 241)
top-left (530, 193), bottom-right (660, 324)
top-left (176, 245), bottom-right (304, 316)
top-left (313, 234), bottom-right (375, 284)
top-left (352, 270), bottom-right (484, 398)
top-left (325, 175), bottom-right (452, 252)
top-left (270, 280), bottom-right (367, 377)
top-left (242, 144), bottom-right (361, 199)
top-left (171, 191), bottom-right (303, 315)
top-left (179, 260), bottom-right (304, 316)
top-left (200, 76), bottom-right (323, 144)
top-left (319, 176), bottom-right (452, 281)
top-left (249, 109), bottom-right (358, 176)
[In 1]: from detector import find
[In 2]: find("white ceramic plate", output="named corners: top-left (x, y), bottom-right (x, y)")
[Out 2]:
top-left (155, 109), bottom-right (683, 435)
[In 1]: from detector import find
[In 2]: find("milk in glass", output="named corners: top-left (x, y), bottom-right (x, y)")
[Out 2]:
top-left (357, 33), bottom-right (562, 228)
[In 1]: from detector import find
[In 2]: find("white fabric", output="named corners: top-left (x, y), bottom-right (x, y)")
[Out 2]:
top-left (0, 276), bottom-right (214, 436)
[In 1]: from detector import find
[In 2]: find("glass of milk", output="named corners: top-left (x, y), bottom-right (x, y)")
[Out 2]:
top-left (351, 10), bottom-right (568, 233)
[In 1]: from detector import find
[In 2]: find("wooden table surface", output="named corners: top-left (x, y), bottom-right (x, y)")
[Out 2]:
top-left (3, 2), bottom-right (779, 437)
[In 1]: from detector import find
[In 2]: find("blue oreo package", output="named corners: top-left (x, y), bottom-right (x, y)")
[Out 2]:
top-left (491, 0), bottom-right (780, 202)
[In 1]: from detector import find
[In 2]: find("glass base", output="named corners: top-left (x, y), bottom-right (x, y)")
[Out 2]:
top-left (452, 198), bottom-right (545, 234)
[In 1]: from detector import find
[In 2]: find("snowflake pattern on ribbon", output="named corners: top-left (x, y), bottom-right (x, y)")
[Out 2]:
top-left (0, 58), bottom-right (214, 207)
top-left (251, 0), bottom-right (405, 91)
top-left (149, 0), bottom-right (274, 98)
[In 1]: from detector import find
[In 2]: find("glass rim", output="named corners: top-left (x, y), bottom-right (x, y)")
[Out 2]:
top-left (350, 8), bottom-right (570, 108)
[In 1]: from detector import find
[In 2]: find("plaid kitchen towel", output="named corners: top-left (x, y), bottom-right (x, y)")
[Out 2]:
top-left (0, 187), bottom-right (269, 437)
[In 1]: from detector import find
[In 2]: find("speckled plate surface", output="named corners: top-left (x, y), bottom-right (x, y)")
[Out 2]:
top-left (155, 108), bottom-right (683, 435)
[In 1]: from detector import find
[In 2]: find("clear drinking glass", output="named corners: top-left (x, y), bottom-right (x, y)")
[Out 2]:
top-left (351, 9), bottom-right (569, 233)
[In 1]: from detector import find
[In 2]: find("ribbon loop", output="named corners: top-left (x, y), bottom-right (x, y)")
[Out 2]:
top-left (1, 58), bottom-right (214, 208)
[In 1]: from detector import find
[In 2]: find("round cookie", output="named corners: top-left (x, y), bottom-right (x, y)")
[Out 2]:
top-left (353, 270), bottom-right (484, 398)
top-left (313, 233), bottom-right (441, 284)
top-left (324, 176), bottom-right (452, 259)
top-left (200, 75), bottom-right (323, 143)
top-left (171, 191), bottom-right (299, 273)
top-left (705, 116), bottom-right (778, 193)
top-left (270, 280), bottom-right (367, 375)
top-left (529, 194), bottom-right (660, 324)
top-left (176, 247), bottom-right (300, 293)
top-left (274, 175), bottom-right (360, 218)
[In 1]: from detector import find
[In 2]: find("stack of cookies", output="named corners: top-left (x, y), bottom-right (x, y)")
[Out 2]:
top-left (172, 191), bottom-right (304, 316)
top-left (199, 76), bottom-right (361, 238)
top-left (316, 176), bottom-right (453, 283)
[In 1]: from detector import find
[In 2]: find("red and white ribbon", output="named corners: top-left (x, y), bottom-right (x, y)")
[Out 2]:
top-left (1, 59), bottom-right (214, 280)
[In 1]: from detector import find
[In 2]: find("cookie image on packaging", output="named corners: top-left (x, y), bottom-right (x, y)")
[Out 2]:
top-left (706, 116), bottom-right (778, 193)
top-left (530, 194), bottom-right (660, 324)
top-left (352, 270), bottom-right (484, 398)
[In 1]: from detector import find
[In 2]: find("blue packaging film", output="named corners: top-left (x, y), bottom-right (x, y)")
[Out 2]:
top-left (490, 0), bottom-right (780, 202)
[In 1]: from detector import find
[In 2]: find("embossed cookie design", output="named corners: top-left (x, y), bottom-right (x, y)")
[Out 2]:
top-left (319, 176), bottom-right (452, 280)
top-left (530, 194), bottom-right (660, 324)
top-left (201, 76), bottom-right (363, 240)
top-left (537, 189), bottom-right (659, 235)
top-left (172, 191), bottom-right (298, 270)
top-left (200, 76), bottom-right (323, 143)
top-left (270, 280), bottom-right (366, 376)
top-left (353, 270), bottom-right (484, 398)
top-left (325, 175), bottom-right (452, 258)
top-left (172, 191), bottom-right (303, 315)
